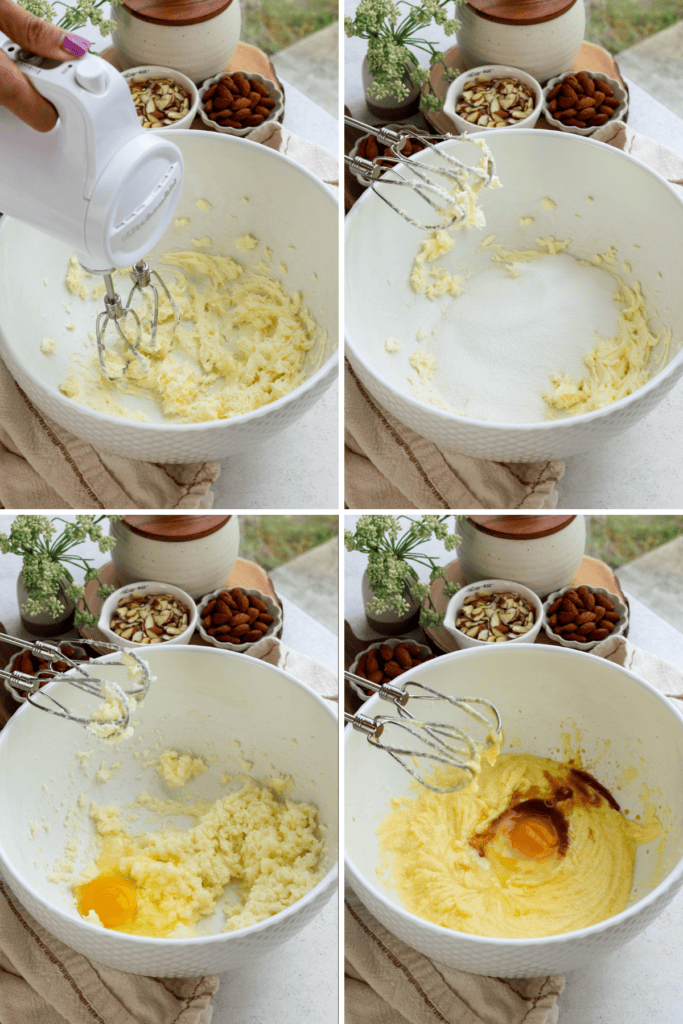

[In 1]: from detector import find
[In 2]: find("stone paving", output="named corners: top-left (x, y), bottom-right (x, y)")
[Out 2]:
top-left (273, 22), bottom-right (338, 119)
top-left (618, 536), bottom-right (683, 634)
top-left (617, 20), bottom-right (683, 119)
top-left (271, 536), bottom-right (339, 636)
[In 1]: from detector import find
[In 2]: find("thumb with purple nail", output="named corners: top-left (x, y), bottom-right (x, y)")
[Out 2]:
top-left (0, 0), bottom-right (91, 132)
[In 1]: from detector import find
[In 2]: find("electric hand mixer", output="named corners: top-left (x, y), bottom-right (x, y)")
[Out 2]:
top-left (0, 38), bottom-right (183, 379)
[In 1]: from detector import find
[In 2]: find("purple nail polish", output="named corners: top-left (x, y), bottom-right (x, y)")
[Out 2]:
top-left (62, 34), bottom-right (92, 57)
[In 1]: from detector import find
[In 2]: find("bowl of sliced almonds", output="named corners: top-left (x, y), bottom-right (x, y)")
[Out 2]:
top-left (443, 579), bottom-right (543, 648)
top-left (443, 64), bottom-right (543, 133)
top-left (97, 581), bottom-right (198, 647)
top-left (123, 66), bottom-right (199, 130)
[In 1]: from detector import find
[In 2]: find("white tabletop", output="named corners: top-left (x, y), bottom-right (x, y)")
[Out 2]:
top-left (344, 514), bottom-right (683, 1022)
top-left (0, 514), bottom-right (338, 1024)
top-left (345, 1), bottom-right (683, 510)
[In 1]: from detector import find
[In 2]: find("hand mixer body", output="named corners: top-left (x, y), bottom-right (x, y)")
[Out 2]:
top-left (0, 36), bottom-right (183, 268)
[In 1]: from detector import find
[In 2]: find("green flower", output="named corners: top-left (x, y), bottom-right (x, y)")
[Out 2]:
top-left (348, 514), bottom-right (464, 628)
top-left (16, 0), bottom-right (124, 45)
top-left (345, 0), bottom-right (463, 111)
top-left (6, 515), bottom-right (121, 630)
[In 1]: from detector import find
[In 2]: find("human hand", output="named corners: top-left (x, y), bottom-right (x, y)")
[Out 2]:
top-left (0, 0), bottom-right (91, 132)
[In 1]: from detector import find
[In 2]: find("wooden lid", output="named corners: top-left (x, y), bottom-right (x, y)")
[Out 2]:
top-left (468, 515), bottom-right (576, 539)
top-left (466, 0), bottom-right (578, 26)
top-left (123, 0), bottom-right (234, 28)
top-left (122, 515), bottom-right (232, 541)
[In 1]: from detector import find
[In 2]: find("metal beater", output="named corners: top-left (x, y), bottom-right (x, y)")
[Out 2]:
top-left (345, 669), bottom-right (502, 794)
top-left (345, 117), bottom-right (497, 232)
top-left (1, 635), bottom-right (151, 736)
top-left (86, 260), bottom-right (180, 381)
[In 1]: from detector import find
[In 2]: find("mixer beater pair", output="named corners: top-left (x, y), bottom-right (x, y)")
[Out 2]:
top-left (87, 259), bottom-right (180, 382)
top-left (1, 634), bottom-right (151, 736)
top-left (345, 668), bottom-right (502, 794)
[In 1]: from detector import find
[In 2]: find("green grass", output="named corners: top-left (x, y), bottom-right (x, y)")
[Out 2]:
top-left (586, 515), bottom-right (683, 568)
top-left (241, 0), bottom-right (338, 54)
top-left (239, 515), bottom-right (338, 570)
top-left (585, 0), bottom-right (683, 54)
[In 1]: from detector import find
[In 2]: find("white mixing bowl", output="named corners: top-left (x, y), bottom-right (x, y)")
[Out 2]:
top-left (0, 646), bottom-right (338, 975)
top-left (345, 644), bottom-right (683, 976)
top-left (345, 129), bottom-right (683, 461)
top-left (0, 130), bottom-right (338, 462)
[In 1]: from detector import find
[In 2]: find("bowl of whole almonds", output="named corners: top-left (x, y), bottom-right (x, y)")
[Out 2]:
top-left (542, 584), bottom-right (628, 650)
top-left (542, 71), bottom-right (627, 136)
top-left (123, 66), bottom-right (199, 130)
top-left (97, 581), bottom-right (197, 647)
top-left (349, 637), bottom-right (434, 699)
top-left (197, 71), bottom-right (283, 136)
top-left (443, 65), bottom-right (543, 133)
top-left (443, 579), bottom-right (543, 649)
top-left (197, 586), bottom-right (282, 650)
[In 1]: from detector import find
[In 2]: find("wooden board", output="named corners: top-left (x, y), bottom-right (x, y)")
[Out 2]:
top-left (0, 560), bottom-right (283, 728)
top-left (344, 556), bottom-right (626, 715)
top-left (79, 557), bottom-right (283, 644)
top-left (425, 41), bottom-right (627, 136)
top-left (424, 555), bottom-right (626, 652)
top-left (345, 42), bottom-right (626, 211)
top-left (101, 41), bottom-right (285, 127)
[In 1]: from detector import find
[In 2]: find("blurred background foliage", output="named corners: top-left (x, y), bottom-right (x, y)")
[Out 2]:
top-left (241, 0), bottom-right (337, 53)
top-left (586, 515), bottom-right (683, 568)
top-left (240, 515), bottom-right (338, 570)
top-left (585, 0), bottom-right (683, 52)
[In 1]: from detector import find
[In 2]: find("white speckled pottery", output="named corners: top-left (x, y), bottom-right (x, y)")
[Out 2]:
top-left (456, 515), bottom-right (585, 598)
top-left (442, 64), bottom-right (543, 133)
top-left (111, 0), bottom-right (241, 83)
top-left (0, 645), bottom-right (338, 975)
top-left (97, 580), bottom-right (198, 647)
top-left (110, 516), bottom-right (240, 598)
top-left (456, 0), bottom-right (585, 83)
top-left (346, 643), bottom-right (683, 975)
top-left (121, 66), bottom-right (199, 130)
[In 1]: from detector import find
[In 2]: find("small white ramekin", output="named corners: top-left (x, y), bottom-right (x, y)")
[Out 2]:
top-left (443, 64), bottom-right (543, 134)
top-left (196, 586), bottom-right (282, 651)
top-left (542, 584), bottom-right (628, 650)
top-left (197, 71), bottom-right (283, 136)
top-left (542, 71), bottom-right (628, 136)
top-left (122, 66), bottom-right (199, 130)
top-left (443, 579), bottom-right (543, 649)
top-left (97, 581), bottom-right (197, 648)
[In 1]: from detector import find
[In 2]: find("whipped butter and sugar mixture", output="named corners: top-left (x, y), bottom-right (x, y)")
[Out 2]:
top-left (59, 223), bottom-right (326, 422)
top-left (385, 138), bottom-right (671, 420)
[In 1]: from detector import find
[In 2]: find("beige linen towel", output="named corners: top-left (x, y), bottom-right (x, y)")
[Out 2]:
top-left (345, 124), bottom-right (683, 509)
top-left (346, 362), bottom-right (564, 509)
top-left (0, 127), bottom-right (336, 510)
top-left (346, 637), bottom-right (683, 1023)
top-left (0, 880), bottom-right (218, 1024)
top-left (246, 635), bottom-right (338, 699)
top-left (345, 888), bottom-right (564, 1024)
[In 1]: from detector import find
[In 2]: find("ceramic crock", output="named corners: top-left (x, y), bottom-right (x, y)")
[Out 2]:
top-left (361, 54), bottom-right (421, 120)
top-left (456, 515), bottom-right (586, 597)
top-left (456, 0), bottom-right (585, 83)
top-left (110, 515), bottom-right (240, 598)
top-left (111, 0), bottom-right (241, 83)
top-left (361, 569), bottom-right (421, 636)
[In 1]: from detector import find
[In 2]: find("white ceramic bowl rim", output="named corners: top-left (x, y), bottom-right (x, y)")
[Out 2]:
top-left (444, 64), bottom-right (543, 127)
top-left (345, 643), bottom-right (683, 947)
top-left (97, 580), bottom-right (198, 642)
top-left (0, 129), bottom-right (337, 437)
top-left (121, 65), bottom-right (199, 128)
top-left (542, 584), bottom-right (628, 647)
top-left (344, 127), bottom-right (683, 431)
top-left (197, 71), bottom-right (283, 136)
top-left (0, 647), bottom-right (338, 949)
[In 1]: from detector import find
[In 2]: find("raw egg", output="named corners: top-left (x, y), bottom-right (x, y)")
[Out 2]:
top-left (78, 874), bottom-right (137, 929)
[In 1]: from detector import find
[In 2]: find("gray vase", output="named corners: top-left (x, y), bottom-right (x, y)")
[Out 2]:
top-left (362, 569), bottom-right (421, 636)
top-left (17, 570), bottom-right (75, 637)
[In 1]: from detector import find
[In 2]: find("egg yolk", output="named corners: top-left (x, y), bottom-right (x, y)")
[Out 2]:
top-left (502, 814), bottom-right (560, 860)
top-left (78, 875), bottom-right (137, 929)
